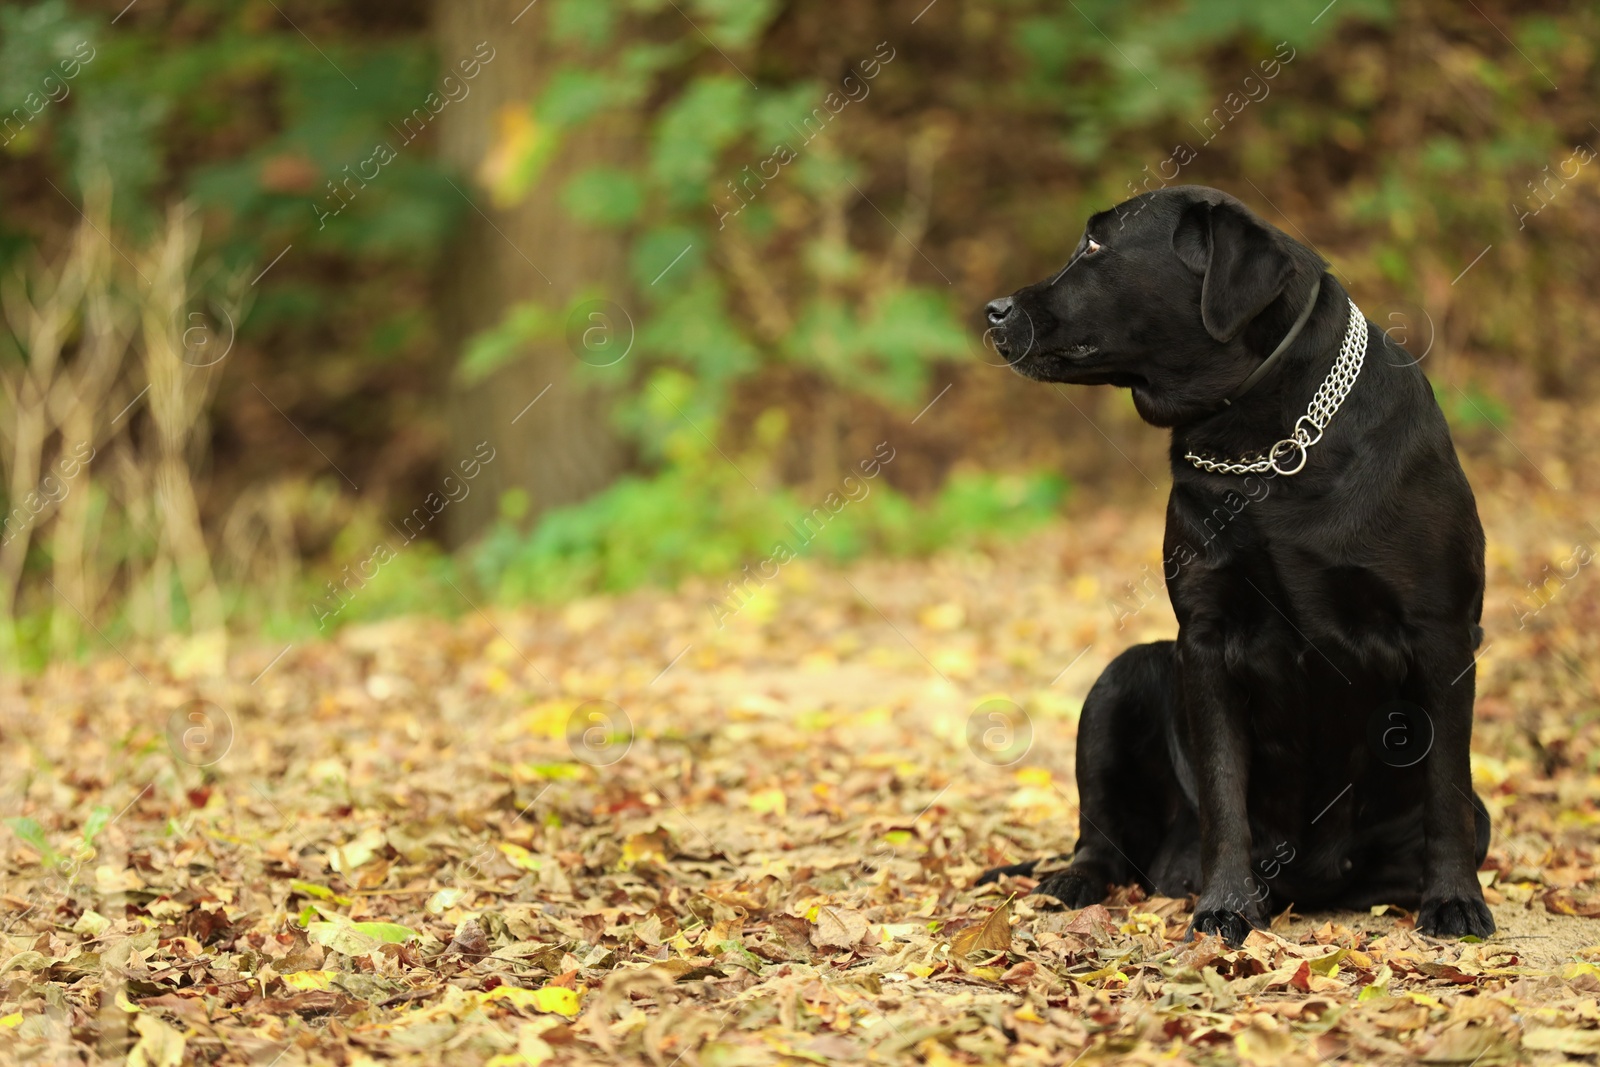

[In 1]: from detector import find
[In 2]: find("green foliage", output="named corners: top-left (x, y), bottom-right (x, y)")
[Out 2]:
top-left (638, 279), bottom-right (759, 389)
top-left (649, 75), bottom-right (751, 208)
top-left (4, 804), bottom-right (110, 870)
top-left (4, 817), bottom-right (60, 868)
top-left (468, 408), bottom-right (1069, 604)
top-left (4, 0), bottom-right (1585, 649)
top-left (562, 167), bottom-right (643, 227)
top-left (456, 300), bottom-right (561, 386)
top-left (786, 290), bottom-right (972, 408)
top-left (1435, 382), bottom-right (1511, 431)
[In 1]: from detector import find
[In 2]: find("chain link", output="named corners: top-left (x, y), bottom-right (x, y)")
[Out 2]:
top-left (1185, 298), bottom-right (1368, 477)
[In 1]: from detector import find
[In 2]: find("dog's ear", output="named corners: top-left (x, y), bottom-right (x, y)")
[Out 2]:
top-left (1172, 200), bottom-right (1294, 342)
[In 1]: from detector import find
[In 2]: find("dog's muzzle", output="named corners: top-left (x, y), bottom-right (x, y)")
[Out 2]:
top-left (984, 296), bottom-right (1029, 361)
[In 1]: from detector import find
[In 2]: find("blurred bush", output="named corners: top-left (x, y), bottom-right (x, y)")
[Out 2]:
top-left (469, 399), bottom-right (1068, 604)
top-left (0, 0), bottom-right (1593, 662)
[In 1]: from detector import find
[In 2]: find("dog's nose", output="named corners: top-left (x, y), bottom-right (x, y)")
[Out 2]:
top-left (985, 297), bottom-right (1014, 326)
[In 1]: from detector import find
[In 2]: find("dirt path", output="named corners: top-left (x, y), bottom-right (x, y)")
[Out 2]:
top-left (4, 439), bottom-right (1600, 1064)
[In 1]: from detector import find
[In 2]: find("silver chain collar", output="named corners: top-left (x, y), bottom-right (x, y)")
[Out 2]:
top-left (1184, 298), bottom-right (1368, 477)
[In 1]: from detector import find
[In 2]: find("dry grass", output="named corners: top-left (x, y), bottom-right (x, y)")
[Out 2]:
top-left (0, 185), bottom-right (250, 668)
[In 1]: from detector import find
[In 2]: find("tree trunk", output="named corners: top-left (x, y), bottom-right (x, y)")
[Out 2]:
top-left (434, 0), bottom-right (630, 545)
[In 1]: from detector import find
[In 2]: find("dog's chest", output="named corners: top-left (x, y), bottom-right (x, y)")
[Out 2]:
top-left (1167, 490), bottom-right (1417, 683)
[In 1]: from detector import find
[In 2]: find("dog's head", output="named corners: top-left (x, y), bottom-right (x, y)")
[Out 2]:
top-left (984, 185), bottom-right (1321, 426)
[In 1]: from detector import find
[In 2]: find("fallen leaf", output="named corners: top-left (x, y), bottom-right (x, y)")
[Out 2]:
top-left (281, 969), bottom-right (336, 991)
top-left (1522, 1028), bottom-right (1600, 1055)
top-left (498, 842), bottom-right (543, 873)
top-left (622, 830), bottom-right (671, 865)
top-left (127, 1013), bottom-right (186, 1067)
top-left (447, 917), bottom-right (491, 959)
top-left (485, 984), bottom-right (581, 1017)
top-left (809, 906), bottom-right (870, 950)
top-left (952, 900), bottom-right (1012, 956)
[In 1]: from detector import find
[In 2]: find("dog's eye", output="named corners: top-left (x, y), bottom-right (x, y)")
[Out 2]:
top-left (1083, 239), bottom-right (1103, 256)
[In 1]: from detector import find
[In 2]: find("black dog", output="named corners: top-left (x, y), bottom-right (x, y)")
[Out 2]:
top-left (978, 185), bottom-right (1494, 943)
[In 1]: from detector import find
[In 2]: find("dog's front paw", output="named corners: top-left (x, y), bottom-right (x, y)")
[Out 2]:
top-left (1188, 905), bottom-right (1260, 946)
top-left (1417, 893), bottom-right (1495, 939)
top-left (1033, 868), bottom-right (1107, 909)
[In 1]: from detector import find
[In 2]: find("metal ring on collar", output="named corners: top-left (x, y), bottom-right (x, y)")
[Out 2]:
top-left (1293, 414), bottom-right (1324, 448)
top-left (1269, 438), bottom-right (1309, 476)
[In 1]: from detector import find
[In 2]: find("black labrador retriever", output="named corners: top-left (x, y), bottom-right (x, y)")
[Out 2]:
top-left (978, 185), bottom-right (1494, 943)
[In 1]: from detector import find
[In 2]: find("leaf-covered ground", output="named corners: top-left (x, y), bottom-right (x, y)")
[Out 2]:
top-left (5, 403), bottom-right (1600, 1065)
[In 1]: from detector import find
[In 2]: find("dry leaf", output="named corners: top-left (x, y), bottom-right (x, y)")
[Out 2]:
top-left (809, 906), bottom-right (870, 950)
top-left (952, 901), bottom-right (1012, 956)
top-left (447, 917), bottom-right (491, 959)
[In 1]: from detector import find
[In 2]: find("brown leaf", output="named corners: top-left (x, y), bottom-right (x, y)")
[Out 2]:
top-left (952, 900), bottom-right (1012, 956)
top-left (1063, 904), bottom-right (1115, 940)
top-left (767, 914), bottom-right (815, 960)
top-left (258, 990), bottom-right (361, 1016)
top-left (446, 917), bottom-right (491, 959)
top-left (809, 906), bottom-right (870, 951)
top-left (1522, 1028), bottom-right (1600, 1055)
top-left (1421, 1026), bottom-right (1505, 1063)
top-left (1414, 961), bottom-right (1480, 985)
top-left (622, 830), bottom-right (672, 866)
top-left (999, 960), bottom-right (1037, 984)
top-left (1543, 887), bottom-right (1600, 917)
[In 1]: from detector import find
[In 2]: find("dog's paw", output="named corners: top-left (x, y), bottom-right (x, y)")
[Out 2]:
top-left (975, 860), bottom-right (1039, 886)
top-left (1417, 893), bottom-right (1496, 939)
top-left (1033, 868), bottom-right (1106, 909)
top-left (1188, 907), bottom-right (1257, 946)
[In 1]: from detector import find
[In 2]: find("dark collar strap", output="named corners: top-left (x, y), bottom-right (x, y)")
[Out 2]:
top-left (1220, 275), bottom-right (1323, 407)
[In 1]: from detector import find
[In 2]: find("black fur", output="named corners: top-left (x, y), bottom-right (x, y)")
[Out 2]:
top-left (978, 186), bottom-right (1494, 944)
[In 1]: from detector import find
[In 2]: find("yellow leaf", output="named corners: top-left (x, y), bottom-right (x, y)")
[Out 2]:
top-left (918, 602), bottom-right (965, 631)
top-left (0, 1013), bottom-right (21, 1029)
top-left (1072, 964), bottom-right (1128, 986)
top-left (952, 901), bottom-right (1013, 956)
top-left (328, 827), bottom-right (387, 874)
top-left (1121, 911), bottom-right (1167, 935)
top-left (934, 648), bottom-right (976, 679)
top-left (478, 105), bottom-right (559, 208)
top-left (1306, 948), bottom-right (1346, 975)
top-left (427, 887), bottom-right (467, 914)
top-left (748, 788), bottom-right (787, 816)
top-left (1523, 1028), bottom-right (1600, 1055)
top-left (1562, 962), bottom-right (1600, 982)
top-left (128, 1013), bottom-right (186, 1067)
top-left (484, 666), bottom-right (512, 693)
top-left (1014, 767), bottom-right (1053, 788)
top-left (281, 970), bottom-right (335, 991)
top-left (497, 842), bottom-right (543, 872)
top-left (521, 702), bottom-right (570, 741)
top-left (622, 830), bottom-right (670, 865)
top-left (1359, 964), bottom-right (1393, 1001)
top-left (486, 985), bottom-right (581, 1018)
top-left (917, 1043), bottom-right (967, 1067)
top-left (1236, 1023), bottom-right (1294, 1065)
top-left (485, 1053), bottom-right (552, 1067)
